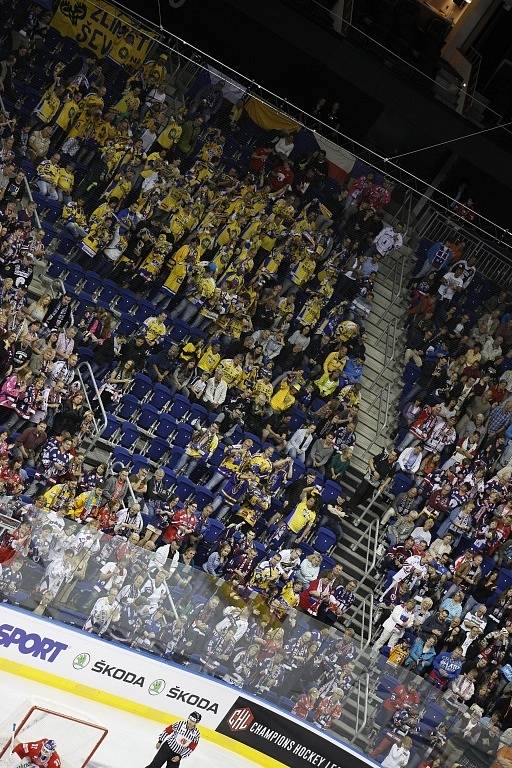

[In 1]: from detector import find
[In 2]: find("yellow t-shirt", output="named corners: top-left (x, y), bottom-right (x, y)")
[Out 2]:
top-left (35, 90), bottom-right (61, 123)
top-left (57, 168), bottom-right (74, 193)
top-left (144, 318), bottom-right (167, 343)
top-left (37, 161), bottom-right (60, 185)
top-left (157, 121), bottom-right (182, 149)
top-left (198, 347), bottom-right (220, 373)
top-left (292, 257), bottom-right (315, 286)
top-left (90, 202), bottom-right (112, 223)
top-left (288, 501), bottom-right (316, 534)
top-left (163, 263), bottom-right (187, 294)
top-left (217, 359), bottom-right (243, 387)
top-left (270, 383), bottom-right (296, 412)
top-left (323, 351), bottom-right (346, 376)
top-left (252, 379), bottom-right (273, 404)
top-left (56, 99), bottom-right (79, 131)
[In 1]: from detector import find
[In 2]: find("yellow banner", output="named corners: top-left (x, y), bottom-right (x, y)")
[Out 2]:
top-left (245, 97), bottom-right (299, 133)
top-left (51, 0), bottom-right (151, 67)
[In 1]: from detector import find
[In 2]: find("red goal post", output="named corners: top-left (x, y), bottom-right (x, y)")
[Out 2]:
top-left (0, 706), bottom-right (108, 768)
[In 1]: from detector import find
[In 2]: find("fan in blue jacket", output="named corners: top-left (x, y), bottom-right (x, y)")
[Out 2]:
top-left (428, 647), bottom-right (464, 688)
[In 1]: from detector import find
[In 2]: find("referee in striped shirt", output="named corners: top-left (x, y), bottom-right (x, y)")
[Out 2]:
top-left (145, 712), bottom-right (201, 767)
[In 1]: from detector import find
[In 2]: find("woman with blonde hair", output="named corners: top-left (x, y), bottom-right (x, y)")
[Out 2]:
top-left (381, 736), bottom-right (412, 768)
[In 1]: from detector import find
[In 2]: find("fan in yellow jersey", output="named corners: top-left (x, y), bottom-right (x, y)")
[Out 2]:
top-left (35, 154), bottom-right (62, 200)
top-left (155, 115), bottom-right (184, 156)
top-left (171, 262), bottom-right (218, 326)
top-left (130, 234), bottom-right (171, 293)
top-left (61, 199), bottom-right (88, 239)
top-left (113, 85), bottom-right (141, 118)
top-left (80, 215), bottom-right (117, 264)
top-left (56, 163), bottom-right (75, 204)
top-left (153, 239), bottom-right (200, 311)
top-left (282, 247), bottom-right (317, 295)
top-left (34, 84), bottom-right (63, 125)
top-left (142, 54), bottom-right (168, 87)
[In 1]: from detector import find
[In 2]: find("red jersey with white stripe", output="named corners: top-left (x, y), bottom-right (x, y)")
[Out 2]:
top-left (13, 741), bottom-right (61, 768)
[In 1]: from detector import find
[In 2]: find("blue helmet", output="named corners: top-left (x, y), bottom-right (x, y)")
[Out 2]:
top-left (42, 740), bottom-right (57, 754)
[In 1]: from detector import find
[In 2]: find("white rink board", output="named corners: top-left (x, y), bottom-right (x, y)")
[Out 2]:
top-left (0, 674), bottom-right (260, 768)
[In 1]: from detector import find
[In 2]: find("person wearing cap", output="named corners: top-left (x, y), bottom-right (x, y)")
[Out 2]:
top-left (145, 712), bottom-right (201, 767)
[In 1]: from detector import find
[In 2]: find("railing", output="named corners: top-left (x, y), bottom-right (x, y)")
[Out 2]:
top-left (76, 362), bottom-right (108, 452)
top-left (358, 592), bottom-right (374, 651)
top-left (360, 248), bottom-right (406, 441)
top-left (463, 46), bottom-right (483, 116)
top-left (416, 206), bottom-right (512, 286)
top-left (352, 671), bottom-right (370, 741)
top-left (350, 514), bottom-right (380, 574)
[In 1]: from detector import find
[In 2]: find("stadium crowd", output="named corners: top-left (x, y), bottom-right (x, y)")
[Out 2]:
top-left (357, 240), bottom-right (512, 762)
top-left (0, 1), bottom-right (512, 766)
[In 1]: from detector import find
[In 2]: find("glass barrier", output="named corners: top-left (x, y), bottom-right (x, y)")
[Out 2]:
top-left (0, 509), bottom-right (507, 767)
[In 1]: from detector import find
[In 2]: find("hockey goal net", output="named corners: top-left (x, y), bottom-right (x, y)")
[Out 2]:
top-left (0, 706), bottom-right (108, 768)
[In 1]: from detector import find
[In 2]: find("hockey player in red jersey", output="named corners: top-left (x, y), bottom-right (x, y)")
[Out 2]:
top-left (12, 738), bottom-right (61, 768)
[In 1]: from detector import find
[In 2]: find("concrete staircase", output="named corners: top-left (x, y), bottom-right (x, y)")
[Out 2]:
top-left (352, 248), bottom-right (413, 472)
top-left (327, 247), bottom-right (414, 744)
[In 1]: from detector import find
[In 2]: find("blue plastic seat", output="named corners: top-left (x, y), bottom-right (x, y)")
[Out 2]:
top-left (119, 422), bottom-right (140, 450)
top-left (117, 315), bottom-right (139, 337)
top-left (175, 477), bottom-right (196, 501)
top-left (168, 446), bottom-right (186, 470)
top-left (129, 373), bottom-right (153, 401)
top-left (115, 394), bottom-right (140, 421)
top-left (116, 291), bottom-right (139, 315)
top-left (288, 406), bottom-right (306, 432)
top-left (63, 266), bottom-right (85, 291)
top-left (47, 255), bottom-right (68, 280)
top-left (98, 279), bottom-right (121, 305)
top-left (144, 437), bottom-right (169, 463)
top-left (134, 300), bottom-right (157, 323)
top-left (194, 486), bottom-right (215, 509)
top-left (102, 414), bottom-right (121, 442)
top-left (174, 423), bottom-right (193, 448)
top-left (201, 518), bottom-right (225, 545)
top-left (154, 414), bottom-right (178, 441)
top-left (162, 468), bottom-right (177, 491)
top-left (190, 404), bottom-right (209, 425)
top-left (168, 394), bottom-right (191, 421)
top-left (137, 404), bottom-right (160, 433)
top-left (131, 454), bottom-right (150, 473)
top-left (58, 238), bottom-right (77, 258)
top-left (147, 384), bottom-right (173, 411)
top-left (321, 555), bottom-right (336, 570)
top-left (208, 444), bottom-right (224, 467)
top-left (389, 472), bottom-right (414, 496)
top-left (243, 431), bottom-right (262, 448)
top-left (167, 319), bottom-right (191, 344)
top-left (321, 480), bottom-right (343, 504)
top-left (76, 346), bottom-right (94, 363)
top-left (112, 446), bottom-right (133, 470)
top-left (312, 526), bottom-right (338, 553)
top-left (82, 271), bottom-right (102, 296)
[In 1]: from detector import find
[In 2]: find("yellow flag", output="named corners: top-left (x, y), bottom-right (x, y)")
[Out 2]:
top-left (51, 0), bottom-right (151, 68)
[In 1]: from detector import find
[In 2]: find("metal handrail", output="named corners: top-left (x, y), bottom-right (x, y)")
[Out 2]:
top-left (350, 513), bottom-right (380, 571)
top-left (354, 592), bottom-right (374, 650)
top-left (415, 206), bottom-right (512, 286)
top-left (352, 671), bottom-right (370, 741)
top-left (76, 361), bottom-right (107, 453)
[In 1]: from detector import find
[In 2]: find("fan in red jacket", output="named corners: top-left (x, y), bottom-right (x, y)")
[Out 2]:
top-left (13, 738), bottom-right (61, 768)
top-left (382, 683), bottom-right (421, 713)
